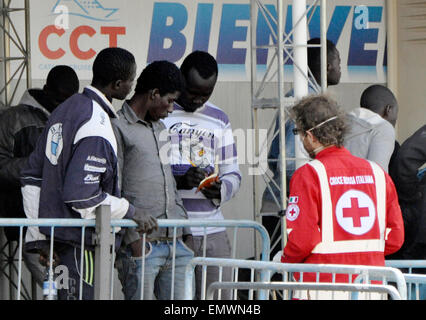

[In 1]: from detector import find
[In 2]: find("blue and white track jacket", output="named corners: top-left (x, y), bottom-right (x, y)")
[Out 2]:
top-left (21, 86), bottom-right (135, 250)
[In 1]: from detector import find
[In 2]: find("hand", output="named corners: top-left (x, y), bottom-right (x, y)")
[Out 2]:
top-left (201, 180), bottom-right (222, 200)
top-left (38, 248), bottom-right (60, 268)
top-left (129, 239), bottom-right (143, 257)
top-left (175, 167), bottom-right (208, 190)
top-left (132, 213), bottom-right (158, 235)
top-left (183, 234), bottom-right (194, 250)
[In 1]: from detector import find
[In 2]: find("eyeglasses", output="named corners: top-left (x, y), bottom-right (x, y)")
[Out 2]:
top-left (292, 116), bottom-right (338, 135)
top-left (292, 127), bottom-right (302, 135)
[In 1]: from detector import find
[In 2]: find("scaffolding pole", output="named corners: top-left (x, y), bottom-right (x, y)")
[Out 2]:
top-left (0, 0), bottom-right (32, 300)
top-left (250, 0), bottom-right (327, 259)
top-left (0, 0), bottom-right (31, 107)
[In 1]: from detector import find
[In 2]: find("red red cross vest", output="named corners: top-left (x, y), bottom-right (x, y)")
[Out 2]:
top-left (282, 147), bottom-right (404, 282)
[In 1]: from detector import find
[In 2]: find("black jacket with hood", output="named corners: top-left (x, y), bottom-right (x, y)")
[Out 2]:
top-left (388, 125), bottom-right (426, 261)
top-left (0, 89), bottom-right (51, 240)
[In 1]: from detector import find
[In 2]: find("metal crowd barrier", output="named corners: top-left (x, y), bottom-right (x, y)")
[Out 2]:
top-left (386, 260), bottom-right (426, 300)
top-left (0, 212), bottom-right (270, 300)
top-left (115, 218), bottom-right (270, 300)
top-left (0, 217), bottom-right (100, 300)
top-left (184, 257), bottom-right (408, 300)
top-left (206, 282), bottom-right (403, 300)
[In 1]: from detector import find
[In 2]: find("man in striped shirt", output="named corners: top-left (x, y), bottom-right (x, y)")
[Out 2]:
top-left (162, 51), bottom-right (241, 299)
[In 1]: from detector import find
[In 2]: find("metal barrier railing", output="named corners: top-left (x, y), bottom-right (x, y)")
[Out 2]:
top-left (206, 281), bottom-right (403, 300)
top-left (184, 257), bottom-right (408, 300)
top-left (386, 260), bottom-right (426, 300)
top-left (0, 213), bottom-right (270, 300)
top-left (0, 217), bottom-right (100, 300)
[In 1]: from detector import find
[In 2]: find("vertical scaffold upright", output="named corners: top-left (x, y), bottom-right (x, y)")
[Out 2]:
top-left (249, 0), bottom-right (328, 259)
top-left (0, 0), bottom-right (32, 299)
top-left (0, 0), bottom-right (31, 108)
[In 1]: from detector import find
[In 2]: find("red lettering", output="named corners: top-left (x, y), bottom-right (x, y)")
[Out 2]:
top-left (38, 25), bottom-right (126, 60)
top-left (70, 25), bottom-right (97, 60)
top-left (100, 26), bottom-right (126, 47)
top-left (38, 25), bottom-right (65, 59)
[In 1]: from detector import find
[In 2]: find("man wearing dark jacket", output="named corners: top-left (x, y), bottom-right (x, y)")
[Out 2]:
top-left (0, 65), bottom-right (79, 287)
top-left (388, 124), bottom-right (426, 299)
top-left (388, 124), bottom-right (426, 260)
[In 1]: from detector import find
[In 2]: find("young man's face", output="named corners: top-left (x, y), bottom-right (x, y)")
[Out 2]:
top-left (327, 49), bottom-right (341, 86)
top-left (148, 90), bottom-right (180, 121)
top-left (179, 67), bottom-right (217, 112)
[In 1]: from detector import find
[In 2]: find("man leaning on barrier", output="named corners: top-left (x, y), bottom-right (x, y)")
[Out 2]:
top-left (20, 48), bottom-right (157, 300)
top-left (279, 94), bottom-right (404, 300)
top-left (112, 60), bottom-right (194, 300)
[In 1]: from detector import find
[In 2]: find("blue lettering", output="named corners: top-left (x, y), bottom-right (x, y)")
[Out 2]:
top-left (193, 3), bottom-right (213, 52)
top-left (285, 5), bottom-right (349, 65)
top-left (146, 3), bottom-right (385, 71)
top-left (284, 5), bottom-right (293, 65)
top-left (348, 6), bottom-right (382, 66)
top-left (326, 6), bottom-right (351, 44)
top-left (252, 5), bottom-right (350, 66)
top-left (147, 2), bottom-right (187, 63)
top-left (307, 5), bottom-right (321, 39)
top-left (217, 4), bottom-right (250, 64)
top-left (256, 4), bottom-right (277, 65)
top-left (308, 6), bottom-right (351, 45)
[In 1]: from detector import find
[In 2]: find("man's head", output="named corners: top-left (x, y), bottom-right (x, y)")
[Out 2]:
top-left (360, 85), bottom-right (399, 127)
top-left (307, 38), bottom-right (341, 87)
top-left (134, 60), bottom-right (184, 121)
top-left (91, 47), bottom-right (136, 101)
top-left (291, 94), bottom-right (347, 158)
top-left (178, 51), bottom-right (218, 112)
top-left (42, 65), bottom-right (79, 112)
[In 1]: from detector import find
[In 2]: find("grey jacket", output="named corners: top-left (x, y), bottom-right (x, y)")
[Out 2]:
top-left (112, 102), bottom-right (190, 244)
top-left (343, 108), bottom-right (395, 172)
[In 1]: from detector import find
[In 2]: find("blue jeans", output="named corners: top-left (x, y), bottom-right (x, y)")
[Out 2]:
top-left (115, 240), bottom-right (194, 300)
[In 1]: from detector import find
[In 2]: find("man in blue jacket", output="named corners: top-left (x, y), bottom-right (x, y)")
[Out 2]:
top-left (20, 47), bottom-right (156, 300)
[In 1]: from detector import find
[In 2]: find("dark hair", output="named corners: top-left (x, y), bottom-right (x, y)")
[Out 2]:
top-left (360, 84), bottom-right (397, 112)
top-left (46, 65), bottom-right (79, 94)
top-left (307, 38), bottom-right (338, 73)
top-left (92, 47), bottom-right (136, 87)
top-left (180, 51), bottom-right (218, 80)
top-left (291, 94), bottom-right (347, 147)
top-left (135, 60), bottom-right (184, 96)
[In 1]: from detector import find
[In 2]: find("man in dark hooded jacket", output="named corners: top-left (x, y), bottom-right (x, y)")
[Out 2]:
top-left (0, 65), bottom-right (79, 287)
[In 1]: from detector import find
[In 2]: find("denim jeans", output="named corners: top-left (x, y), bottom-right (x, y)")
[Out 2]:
top-left (115, 239), bottom-right (194, 300)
